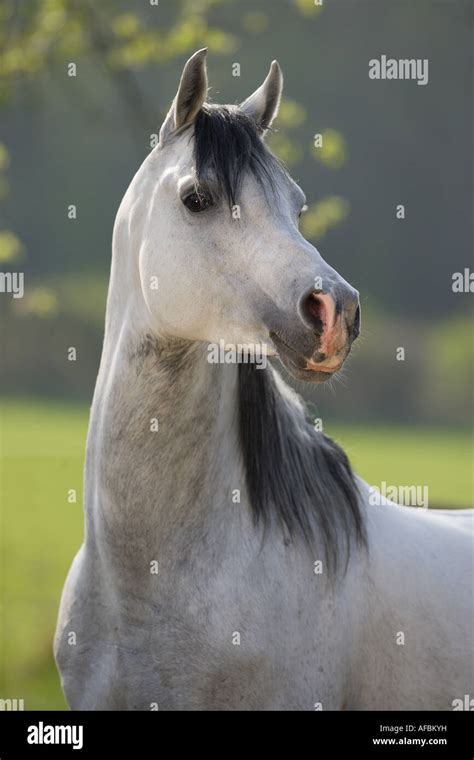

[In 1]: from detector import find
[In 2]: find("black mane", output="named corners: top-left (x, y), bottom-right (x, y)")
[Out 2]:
top-left (238, 364), bottom-right (366, 577)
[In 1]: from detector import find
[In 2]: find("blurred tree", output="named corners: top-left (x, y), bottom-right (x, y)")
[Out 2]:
top-left (0, 142), bottom-right (22, 264)
top-left (0, 0), bottom-right (346, 253)
top-left (0, 0), bottom-right (237, 290)
top-left (293, 0), bottom-right (324, 18)
top-left (0, 0), bottom-right (236, 129)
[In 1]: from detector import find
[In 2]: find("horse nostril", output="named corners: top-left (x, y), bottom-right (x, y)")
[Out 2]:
top-left (305, 293), bottom-right (324, 333)
top-left (303, 292), bottom-right (326, 335)
top-left (300, 286), bottom-right (359, 343)
top-left (300, 290), bottom-right (338, 336)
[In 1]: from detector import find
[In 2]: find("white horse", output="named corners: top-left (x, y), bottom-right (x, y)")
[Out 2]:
top-left (55, 50), bottom-right (473, 711)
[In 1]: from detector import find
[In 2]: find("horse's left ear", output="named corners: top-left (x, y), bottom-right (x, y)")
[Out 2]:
top-left (159, 48), bottom-right (208, 142)
top-left (240, 60), bottom-right (283, 135)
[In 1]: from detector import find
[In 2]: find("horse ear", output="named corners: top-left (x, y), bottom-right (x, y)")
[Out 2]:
top-left (240, 60), bottom-right (283, 134)
top-left (159, 48), bottom-right (208, 142)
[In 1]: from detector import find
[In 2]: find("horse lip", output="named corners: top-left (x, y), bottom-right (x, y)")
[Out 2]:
top-left (269, 330), bottom-right (339, 383)
top-left (305, 358), bottom-right (342, 373)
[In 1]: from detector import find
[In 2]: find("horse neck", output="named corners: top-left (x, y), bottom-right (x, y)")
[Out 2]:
top-left (86, 289), bottom-right (242, 561)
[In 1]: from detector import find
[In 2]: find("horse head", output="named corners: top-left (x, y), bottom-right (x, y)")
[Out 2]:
top-left (117, 48), bottom-right (360, 383)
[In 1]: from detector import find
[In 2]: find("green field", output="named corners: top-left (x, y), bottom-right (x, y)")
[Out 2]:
top-left (0, 399), bottom-right (472, 709)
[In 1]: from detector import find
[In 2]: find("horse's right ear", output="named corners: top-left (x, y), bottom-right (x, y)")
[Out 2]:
top-left (159, 48), bottom-right (208, 143)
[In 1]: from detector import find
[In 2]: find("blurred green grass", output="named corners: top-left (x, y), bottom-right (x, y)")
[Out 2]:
top-left (0, 398), bottom-right (472, 709)
top-left (0, 400), bottom-right (86, 709)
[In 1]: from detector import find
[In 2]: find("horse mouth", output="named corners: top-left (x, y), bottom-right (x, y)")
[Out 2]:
top-left (269, 332), bottom-right (343, 383)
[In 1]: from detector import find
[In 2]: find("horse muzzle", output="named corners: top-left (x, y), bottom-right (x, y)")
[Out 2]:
top-left (269, 286), bottom-right (360, 383)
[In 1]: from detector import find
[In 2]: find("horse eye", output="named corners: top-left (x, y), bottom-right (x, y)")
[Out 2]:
top-left (183, 191), bottom-right (213, 213)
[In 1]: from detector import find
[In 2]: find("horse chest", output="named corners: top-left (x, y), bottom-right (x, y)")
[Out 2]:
top-left (57, 544), bottom-right (348, 710)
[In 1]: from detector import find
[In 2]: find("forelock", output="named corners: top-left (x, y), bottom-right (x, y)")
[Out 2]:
top-left (192, 104), bottom-right (284, 208)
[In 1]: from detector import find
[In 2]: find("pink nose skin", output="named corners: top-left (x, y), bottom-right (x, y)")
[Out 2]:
top-left (305, 292), bottom-right (348, 369)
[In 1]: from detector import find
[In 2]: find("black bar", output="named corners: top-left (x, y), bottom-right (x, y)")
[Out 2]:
top-left (0, 710), bottom-right (472, 758)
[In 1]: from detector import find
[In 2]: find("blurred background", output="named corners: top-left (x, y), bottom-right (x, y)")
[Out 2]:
top-left (0, 0), bottom-right (472, 708)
